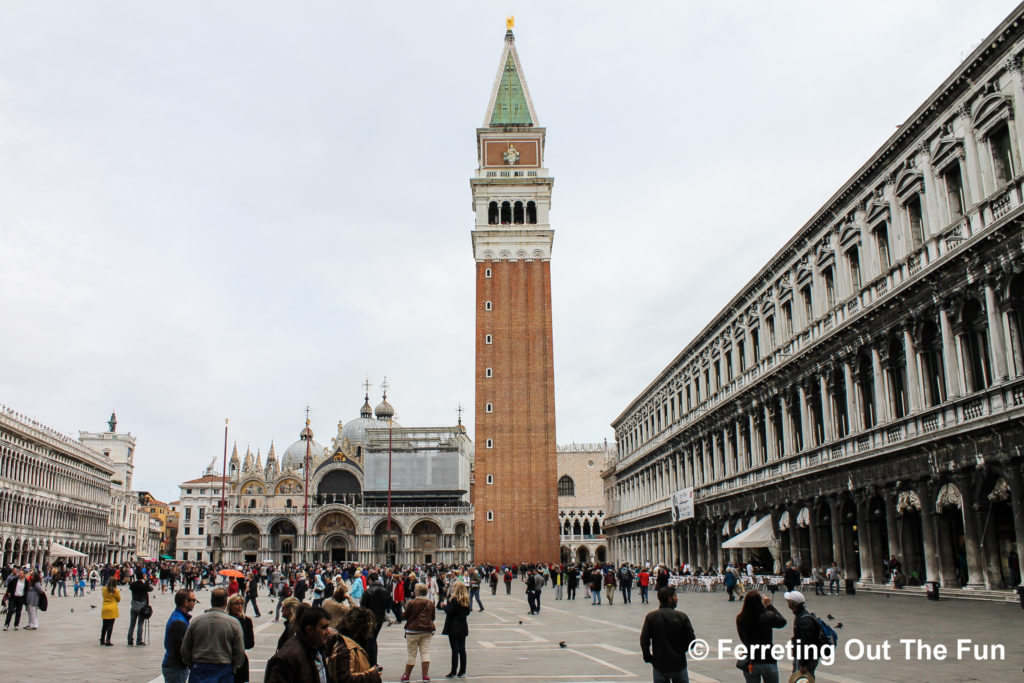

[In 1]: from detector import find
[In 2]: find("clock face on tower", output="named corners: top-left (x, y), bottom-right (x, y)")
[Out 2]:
top-left (503, 144), bottom-right (520, 165)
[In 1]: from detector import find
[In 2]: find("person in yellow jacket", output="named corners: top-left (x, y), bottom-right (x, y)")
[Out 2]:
top-left (100, 578), bottom-right (121, 646)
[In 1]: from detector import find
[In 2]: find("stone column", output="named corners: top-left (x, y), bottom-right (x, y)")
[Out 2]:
top-left (1005, 465), bottom-right (1024, 587)
top-left (960, 110), bottom-right (985, 205)
top-left (797, 385), bottom-right (812, 449)
top-left (764, 404), bottom-right (776, 461)
top-left (884, 490), bottom-right (901, 569)
top-left (939, 307), bottom-right (962, 398)
top-left (871, 346), bottom-right (887, 423)
top-left (985, 283), bottom-right (1009, 381)
top-left (747, 411), bottom-right (758, 468)
top-left (808, 507), bottom-right (820, 569)
top-left (829, 498), bottom-right (843, 569)
top-left (902, 328), bottom-right (922, 413)
top-left (855, 495), bottom-right (875, 583)
top-left (819, 375), bottom-right (834, 442)
top-left (779, 396), bottom-right (793, 456)
top-left (843, 362), bottom-right (860, 433)
top-left (957, 477), bottom-right (986, 589)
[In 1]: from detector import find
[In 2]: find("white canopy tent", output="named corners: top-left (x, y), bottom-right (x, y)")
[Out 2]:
top-left (721, 515), bottom-right (773, 549)
top-left (48, 542), bottom-right (88, 558)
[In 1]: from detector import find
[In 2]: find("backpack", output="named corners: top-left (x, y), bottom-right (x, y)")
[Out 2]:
top-left (37, 590), bottom-right (48, 613)
top-left (802, 612), bottom-right (839, 648)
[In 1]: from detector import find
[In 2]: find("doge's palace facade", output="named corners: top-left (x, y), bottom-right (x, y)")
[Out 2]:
top-left (604, 5), bottom-right (1024, 593)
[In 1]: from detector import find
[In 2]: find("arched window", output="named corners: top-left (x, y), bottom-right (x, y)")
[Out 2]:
top-left (572, 519), bottom-right (581, 535)
top-left (513, 201), bottom-right (524, 224)
top-left (488, 201), bottom-right (499, 225)
top-left (582, 519), bottom-right (591, 535)
top-left (562, 520), bottom-right (570, 535)
top-left (500, 202), bottom-right (511, 224)
top-left (592, 519), bottom-right (601, 535)
top-left (557, 475), bottom-right (575, 497)
top-left (248, 499), bottom-right (256, 508)
top-left (526, 201), bottom-right (537, 224)
top-left (285, 499), bottom-right (292, 508)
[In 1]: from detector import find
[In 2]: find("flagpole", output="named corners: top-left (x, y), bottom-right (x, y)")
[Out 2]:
top-left (219, 418), bottom-right (228, 564)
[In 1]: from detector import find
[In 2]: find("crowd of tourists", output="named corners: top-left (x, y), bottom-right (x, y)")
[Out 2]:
top-left (2, 557), bottom-right (849, 683)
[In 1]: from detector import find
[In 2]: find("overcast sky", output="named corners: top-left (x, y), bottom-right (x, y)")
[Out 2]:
top-left (1, 1), bottom-right (1018, 503)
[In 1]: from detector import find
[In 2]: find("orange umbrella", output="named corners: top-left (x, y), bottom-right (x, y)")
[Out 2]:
top-left (219, 569), bottom-right (245, 578)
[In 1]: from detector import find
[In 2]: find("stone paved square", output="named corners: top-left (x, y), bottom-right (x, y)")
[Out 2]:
top-left (4, 586), bottom-right (1021, 682)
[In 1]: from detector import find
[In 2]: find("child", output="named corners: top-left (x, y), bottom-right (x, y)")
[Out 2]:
top-left (78, 577), bottom-right (86, 596)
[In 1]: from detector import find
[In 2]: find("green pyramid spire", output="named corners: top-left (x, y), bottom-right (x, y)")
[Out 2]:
top-left (489, 52), bottom-right (533, 126)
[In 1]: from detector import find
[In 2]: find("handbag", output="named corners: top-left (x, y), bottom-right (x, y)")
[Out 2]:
top-left (735, 656), bottom-right (750, 671)
top-left (140, 603), bottom-right (153, 619)
top-left (38, 590), bottom-right (48, 613)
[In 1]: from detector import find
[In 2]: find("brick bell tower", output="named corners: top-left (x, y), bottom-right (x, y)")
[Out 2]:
top-left (471, 21), bottom-right (558, 565)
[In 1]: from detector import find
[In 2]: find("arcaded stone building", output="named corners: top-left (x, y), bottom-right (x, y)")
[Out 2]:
top-left (604, 5), bottom-right (1024, 592)
top-left (0, 406), bottom-right (114, 566)
top-left (558, 442), bottom-right (613, 565)
top-left (472, 24), bottom-right (559, 564)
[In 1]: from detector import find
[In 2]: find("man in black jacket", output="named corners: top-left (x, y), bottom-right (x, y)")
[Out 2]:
top-left (360, 573), bottom-right (391, 666)
top-left (264, 606), bottom-right (330, 683)
top-left (784, 590), bottom-right (821, 677)
top-left (640, 586), bottom-right (696, 683)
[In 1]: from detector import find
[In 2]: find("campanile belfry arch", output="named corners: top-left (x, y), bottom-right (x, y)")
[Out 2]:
top-left (470, 22), bottom-right (558, 564)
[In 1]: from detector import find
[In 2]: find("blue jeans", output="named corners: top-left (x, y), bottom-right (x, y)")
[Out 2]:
top-left (592, 588), bottom-right (601, 605)
top-left (470, 587), bottom-right (484, 610)
top-left (189, 662), bottom-right (233, 683)
top-left (640, 585), bottom-right (649, 603)
top-left (128, 609), bottom-right (146, 644)
top-left (652, 666), bottom-right (689, 683)
top-left (162, 664), bottom-right (189, 683)
top-left (743, 661), bottom-right (779, 683)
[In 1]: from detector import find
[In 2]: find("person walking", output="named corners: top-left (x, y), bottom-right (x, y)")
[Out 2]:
top-left (724, 565), bottom-right (738, 602)
top-left (468, 570), bottom-right (484, 612)
top-left (400, 584), bottom-right (435, 683)
top-left (128, 573), bottom-right (154, 646)
top-left (783, 590), bottom-right (821, 678)
top-left (442, 581), bottom-right (470, 679)
top-left (23, 571), bottom-right (45, 630)
top-left (228, 595), bottom-right (255, 683)
top-left (244, 574), bottom-right (261, 618)
top-left (603, 567), bottom-right (617, 606)
top-left (640, 586), bottom-right (697, 683)
top-left (827, 563), bottom-right (840, 596)
top-left (100, 577), bottom-right (121, 646)
top-left (503, 568), bottom-right (512, 595)
top-left (360, 573), bottom-right (390, 667)
top-left (736, 590), bottom-right (787, 683)
top-left (566, 565), bottom-right (578, 600)
top-left (812, 566), bottom-right (824, 596)
top-left (181, 587), bottom-right (246, 683)
top-left (4, 569), bottom-right (27, 631)
top-left (638, 567), bottom-right (651, 604)
top-left (589, 568), bottom-right (603, 605)
top-left (162, 589), bottom-right (196, 683)
top-left (619, 564), bottom-right (633, 604)
top-left (782, 562), bottom-right (800, 593)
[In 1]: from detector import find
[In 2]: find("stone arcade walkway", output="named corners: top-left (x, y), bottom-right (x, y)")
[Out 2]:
top-left (3, 585), bottom-right (1021, 682)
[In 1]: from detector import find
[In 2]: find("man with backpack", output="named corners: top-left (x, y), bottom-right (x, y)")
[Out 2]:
top-left (618, 564), bottom-right (634, 604)
top-left (784, 590), bottom-right (836, 678)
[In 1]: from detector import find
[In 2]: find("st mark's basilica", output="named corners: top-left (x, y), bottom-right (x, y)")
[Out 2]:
top-left (175, 387), bottom-right (474, 566)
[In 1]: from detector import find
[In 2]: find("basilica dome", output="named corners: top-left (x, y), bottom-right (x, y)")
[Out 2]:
top-left (341, 393), bottom-right (399, 448)
top-left (281, 432), bottom-right (327, 470)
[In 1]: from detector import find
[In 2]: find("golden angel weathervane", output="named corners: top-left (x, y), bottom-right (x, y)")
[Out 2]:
top-left (506, 15), bottom-right (515, 31)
